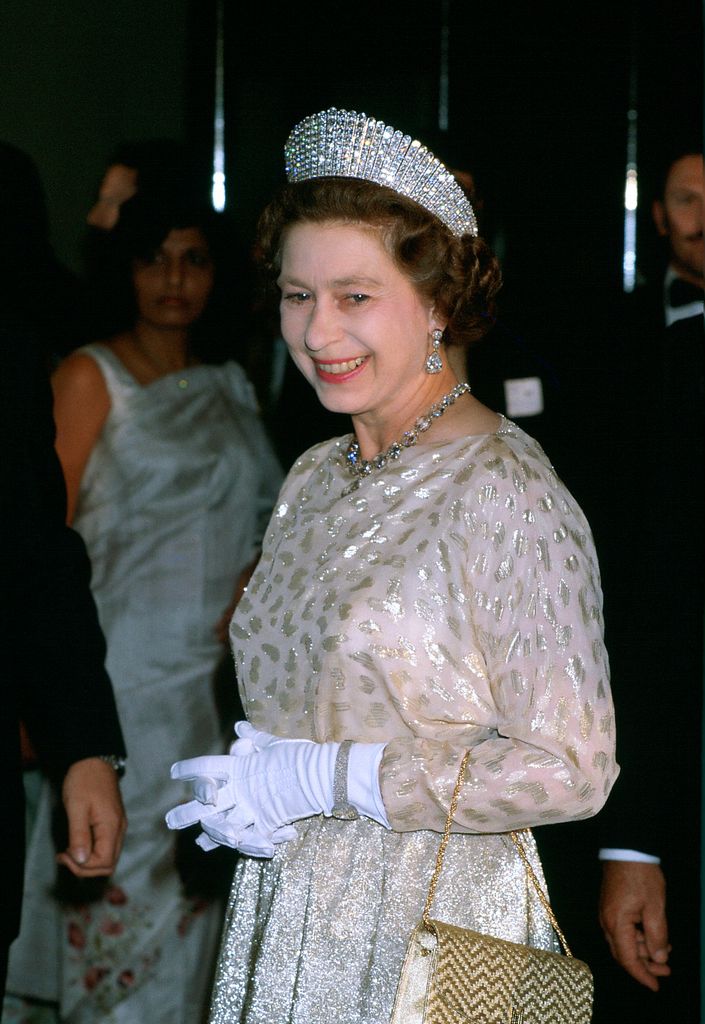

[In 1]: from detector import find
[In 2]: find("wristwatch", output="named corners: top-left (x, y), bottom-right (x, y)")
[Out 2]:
top-left (98, 754), bottom-right (126, 777)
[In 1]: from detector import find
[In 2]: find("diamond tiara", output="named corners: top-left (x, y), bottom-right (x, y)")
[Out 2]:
top-left (284, 107), bottom-right (478, 238)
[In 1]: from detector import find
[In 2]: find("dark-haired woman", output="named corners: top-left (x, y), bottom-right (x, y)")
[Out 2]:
top-left (167, 111), bottom-right (618, 1024)
top-left (5, 200), bottom-right (282, 1024)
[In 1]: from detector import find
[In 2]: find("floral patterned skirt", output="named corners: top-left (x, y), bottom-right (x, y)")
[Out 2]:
top-left (5, 772), bottom-right (224, 1024)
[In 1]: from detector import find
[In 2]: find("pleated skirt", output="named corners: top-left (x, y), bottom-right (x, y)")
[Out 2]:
top-left (209, 816), bottom-right (558, 1024)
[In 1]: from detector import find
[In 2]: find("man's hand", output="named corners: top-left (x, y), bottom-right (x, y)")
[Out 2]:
top-left (599, 860), bottom-right (671, 991)
top-left (56, 757), bottom-right (127, 877)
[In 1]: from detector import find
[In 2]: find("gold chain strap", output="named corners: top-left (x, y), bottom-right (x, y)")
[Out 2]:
top-left (509, 831), bottom-right (573, 957)
top-left (421, 750), bottom-right (574, 958)
top-left (422, 752), bottom-right (471, 929)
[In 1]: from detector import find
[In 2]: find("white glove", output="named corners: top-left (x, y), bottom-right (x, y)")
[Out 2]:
top-left (166, 721), bottom-right (389, 858)
top-left (165, 728), bottom-right (298, 856)
top-left (195, 815), bottom-right (296, 858)
top-left (227, 722), bottom-right (389, 834)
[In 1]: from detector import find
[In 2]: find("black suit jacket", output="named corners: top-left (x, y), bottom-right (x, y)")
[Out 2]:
top-left (537, 306), bottom-right (703, 1020)
top-left (592, 305), bottom-right (703, 857)
top-left (1, 324), bottom-right (125, 947)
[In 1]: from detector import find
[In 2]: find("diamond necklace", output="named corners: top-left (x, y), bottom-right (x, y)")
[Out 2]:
top-left (343, 381), bottom-right (472, 481)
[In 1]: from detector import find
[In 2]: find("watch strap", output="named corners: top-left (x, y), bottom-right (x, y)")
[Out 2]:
top-left (98, 754), bottom-right (126, 777)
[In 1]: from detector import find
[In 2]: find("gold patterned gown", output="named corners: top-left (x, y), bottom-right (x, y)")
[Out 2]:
top-left (210, 419), bottom-right (618, 1024)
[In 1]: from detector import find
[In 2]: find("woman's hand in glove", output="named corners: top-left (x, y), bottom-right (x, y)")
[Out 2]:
top-left (164, 743), bottom-right (297, 858)
top-left (165, 721), bottom-right (388, 858)
top-left (164, 722), bottom-right (334, 856)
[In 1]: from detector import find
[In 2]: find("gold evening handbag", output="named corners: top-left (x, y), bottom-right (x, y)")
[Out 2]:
top-left (390, 751), bottom-right (593, 1024)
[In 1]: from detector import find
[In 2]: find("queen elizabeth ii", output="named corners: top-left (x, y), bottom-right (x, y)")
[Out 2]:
top-left (167, 108), bottom-right (617, 1024)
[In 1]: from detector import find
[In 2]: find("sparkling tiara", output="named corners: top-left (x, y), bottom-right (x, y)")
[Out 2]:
top-left (284, 107), bottom-right (478, 238)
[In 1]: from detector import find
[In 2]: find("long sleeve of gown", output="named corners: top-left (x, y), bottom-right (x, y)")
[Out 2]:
top-left (378, 436), bottom-right (618, 833)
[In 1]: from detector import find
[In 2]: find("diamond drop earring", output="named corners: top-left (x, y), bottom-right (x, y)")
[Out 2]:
top-left (425, 329), bottom-right (444, 374)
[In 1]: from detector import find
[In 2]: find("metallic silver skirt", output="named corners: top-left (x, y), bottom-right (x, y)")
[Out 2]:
top-left (209, 816), bottom-right (557, 1024)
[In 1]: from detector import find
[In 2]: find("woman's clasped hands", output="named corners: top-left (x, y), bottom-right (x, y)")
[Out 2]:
top-left (165, 722), bottom-right (319, 857)
top-left (165, 722), bottom-right (388, 858)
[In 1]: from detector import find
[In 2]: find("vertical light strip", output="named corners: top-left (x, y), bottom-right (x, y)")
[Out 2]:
top-left (211, 0), bottom-right (226, 211)
top-left (438, 0), bottom-right (450, 130)
top-left (622, 46), bottom-right (638, 291)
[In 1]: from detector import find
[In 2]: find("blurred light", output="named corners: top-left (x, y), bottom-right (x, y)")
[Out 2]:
top-left (211, 0), bottom-right (226, 211)
top-left (212, 171), bottom-right (226, 212)
top-left (623, 211), bottom-right (637, 291)
top-left (622, 106), bottom-right (638, 293)
top-left (438, 0), bottom-right (450, 131)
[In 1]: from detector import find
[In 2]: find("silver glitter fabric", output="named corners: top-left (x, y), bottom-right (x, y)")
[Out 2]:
top-left (212, 420), bottom-right (618, 1024)
top-left (284, 108), bottom-right (478, 238)
top-left (211, 819), bottom-right (555, 1024)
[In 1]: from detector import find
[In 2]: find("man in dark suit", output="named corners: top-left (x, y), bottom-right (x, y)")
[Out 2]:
top-left (1, 137), bottom-right (128, 998)
top-left (593, 145), bottom-right (703, 1011)
top-left (561, 303), bottom-right (701, 1021)
top-left (1, 325), bottom-right (128, 997)
top-left (651, 147), bottom-right (704, 327)
top-left (540, 144), bottom-right (703, 1019)
top-left (472, 139), bottom-right (702, 1019)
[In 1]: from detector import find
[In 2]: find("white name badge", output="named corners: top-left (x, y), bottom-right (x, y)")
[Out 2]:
top-left (504, 376), bottom-right (544, 418)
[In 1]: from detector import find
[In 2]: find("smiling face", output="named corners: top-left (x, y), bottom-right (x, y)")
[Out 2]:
top-left (277, 220), bottom-right (445, 428)
top-left (653, 154), bottom-right (704, 287)
top-left (132, 227), bottom-right (214, 330)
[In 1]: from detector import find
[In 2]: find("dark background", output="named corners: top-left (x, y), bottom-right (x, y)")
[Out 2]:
top-left (0, 1), bottom-right (701, 1015)
top-left (218, 0), bottom-right (702, 295)
top-left (0, 0), bottom-right (700, 284)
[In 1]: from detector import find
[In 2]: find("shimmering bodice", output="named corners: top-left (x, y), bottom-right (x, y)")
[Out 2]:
top-left (231, 420), bottom-right (617, 833)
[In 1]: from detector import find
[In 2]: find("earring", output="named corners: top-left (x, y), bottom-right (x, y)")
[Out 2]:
top-left (425, 329), bottom-right (443, 374)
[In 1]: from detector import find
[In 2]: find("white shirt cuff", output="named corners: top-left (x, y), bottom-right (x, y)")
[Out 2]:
top-left (598, 847), bottom-right (661, 864)
top-left (348, 742), bottom-right (390, 828)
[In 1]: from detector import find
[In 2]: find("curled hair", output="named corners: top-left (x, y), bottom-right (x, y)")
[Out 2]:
top-left (256, 177), bottom-right (502, 347)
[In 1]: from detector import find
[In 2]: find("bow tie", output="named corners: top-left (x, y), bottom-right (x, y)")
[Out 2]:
top-left (669, 277), bottom-right (704, 308)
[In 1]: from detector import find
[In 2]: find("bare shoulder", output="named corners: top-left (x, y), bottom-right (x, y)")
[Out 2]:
top-left (52, 349), bottom-right (111, 426)
top-left (52, 349), bottom-right (108, 394)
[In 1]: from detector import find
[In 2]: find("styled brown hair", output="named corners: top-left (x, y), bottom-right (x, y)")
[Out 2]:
top-left (255, 177), bottom-right (502, 348)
